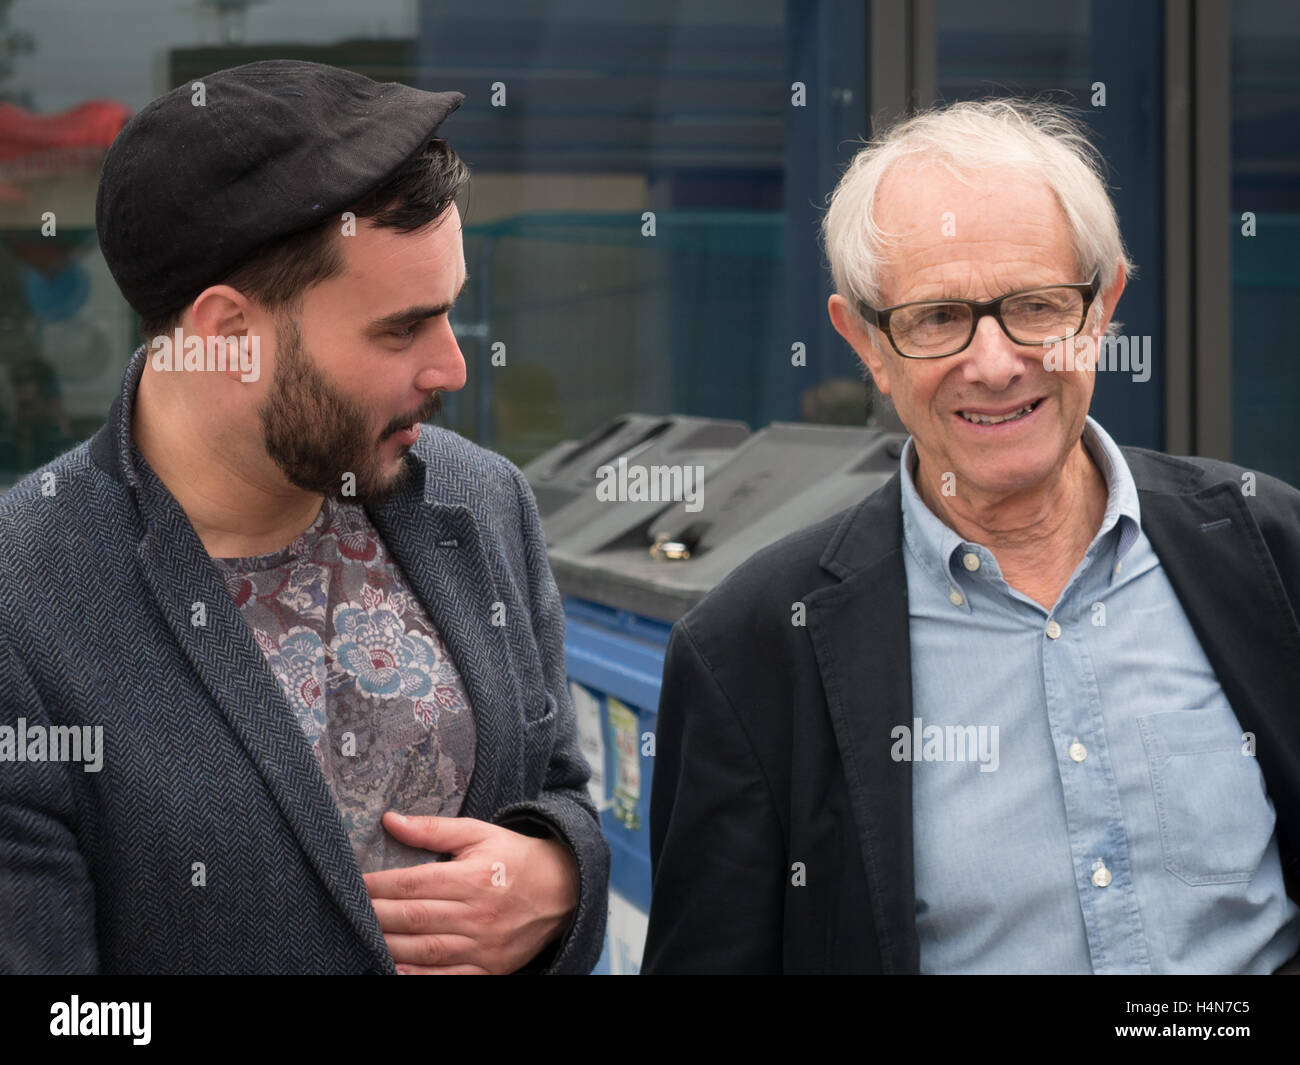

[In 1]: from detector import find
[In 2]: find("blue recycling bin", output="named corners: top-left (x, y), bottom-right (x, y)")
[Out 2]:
top-left (562, 598), bottom-right (669, 974)
top-left (527, 416), bottom-right (905, 973)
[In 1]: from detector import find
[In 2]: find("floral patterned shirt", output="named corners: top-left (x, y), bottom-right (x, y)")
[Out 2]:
top-left (210, 495), bottom-right (476, 873)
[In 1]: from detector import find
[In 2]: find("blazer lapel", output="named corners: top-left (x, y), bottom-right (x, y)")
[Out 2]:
top-left (1134, 463), bottom-right (1300, 868)
top-left (366, 462), bottom-right (526, 820)
top-left (805, 475), bottom-right (920, 974)
top-left (133, 501), bottom-right (390, 966)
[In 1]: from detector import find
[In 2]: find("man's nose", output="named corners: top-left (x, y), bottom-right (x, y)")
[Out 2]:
top-left (415, 317), bottom-right (467, 393)
top-left (959, 314), bottom-right (1027, 391)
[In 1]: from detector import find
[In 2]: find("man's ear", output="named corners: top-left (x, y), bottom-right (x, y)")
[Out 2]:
top-left (828, 293), bottom-right (892, 397)
top-left (186, 285), bottom-right (263, 384)
top-left (190, 285), bottom-right (255, 347)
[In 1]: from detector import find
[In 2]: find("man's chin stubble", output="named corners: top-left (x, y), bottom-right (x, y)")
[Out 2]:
top-left (327, 449), bottom-right (413, 504)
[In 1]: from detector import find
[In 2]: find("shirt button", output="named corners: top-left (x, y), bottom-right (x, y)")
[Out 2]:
top-left (962, 552), bottom-right (981, 571)
top-left (1069, 740), bottom-right (1087, 762)
top-left (1114, 561), bottom-right (1123, 575)
top-left (1045, 619), bottom-right (1062, 639)
top-left (949, 588), bottom-right (964, 606)
top-left (1092, 861), bottom-right (1112, 888)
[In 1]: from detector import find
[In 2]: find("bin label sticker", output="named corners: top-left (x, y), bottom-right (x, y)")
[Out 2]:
top-left (608, 696), bottom-right (641, 830)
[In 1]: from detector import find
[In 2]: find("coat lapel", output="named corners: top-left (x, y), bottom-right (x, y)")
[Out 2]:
top-left (805, 475), bottom-right (920, 974)
top-left (133, 499), bottom-right (391, 966)
top-left (366, 457), bottom-right (526, 820)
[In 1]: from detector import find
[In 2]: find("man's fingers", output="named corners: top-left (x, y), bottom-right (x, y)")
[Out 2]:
top-left (396, 964), bottom-right (490, 975)
top-left (381, 812), bottom-right (495, 854)
top-left (370, 897), bottom-right (480, 936)
top-left (384, 932), bottom-right (483, 969)
top-left (363, 860), bottom-right (476, 901)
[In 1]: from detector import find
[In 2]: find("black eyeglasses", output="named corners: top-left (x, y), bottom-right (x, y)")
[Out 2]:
top-left (857, 275), bottom-right (1100, 359)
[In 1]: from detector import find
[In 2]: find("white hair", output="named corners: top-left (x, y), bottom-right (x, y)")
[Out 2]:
top-left (823, 98), bottom-right (1134, 334)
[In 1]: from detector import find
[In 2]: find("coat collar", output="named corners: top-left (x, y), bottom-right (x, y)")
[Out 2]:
top-left (88, 347), bottom-right (529, 965)
top-left (88, 344), bottom-right (147, 492)
top-left (805, 441), bottom-right (1300, 973)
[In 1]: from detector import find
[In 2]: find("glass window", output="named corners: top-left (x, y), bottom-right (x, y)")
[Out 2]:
top-left (0, 0), bottom-right (873, 486)
top-left (1231, 0), bottom-right (1300, 487)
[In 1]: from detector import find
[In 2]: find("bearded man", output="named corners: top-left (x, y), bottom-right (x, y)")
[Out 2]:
top-left (0, 60), bottom-right (608, 975)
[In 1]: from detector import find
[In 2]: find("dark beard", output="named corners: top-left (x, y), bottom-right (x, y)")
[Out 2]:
top-left (257, 316), bottom-right (441, 504)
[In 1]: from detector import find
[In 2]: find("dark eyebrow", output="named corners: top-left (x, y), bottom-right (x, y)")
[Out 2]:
top-left (368, 275), bottom-right (470, 330)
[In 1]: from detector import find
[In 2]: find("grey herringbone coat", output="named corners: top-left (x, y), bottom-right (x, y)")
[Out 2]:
top-left (0, 348), bottom-right (609, 974)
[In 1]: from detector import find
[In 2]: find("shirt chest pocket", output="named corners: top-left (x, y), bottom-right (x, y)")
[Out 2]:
top-left (1138, 706), bottom-right (1277, 886)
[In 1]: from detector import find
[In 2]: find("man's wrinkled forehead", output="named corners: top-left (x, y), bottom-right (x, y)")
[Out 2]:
top-left (872, 161), bottom-right (1076, 300)
top-left (872, 159), bottom-right (1069, 238)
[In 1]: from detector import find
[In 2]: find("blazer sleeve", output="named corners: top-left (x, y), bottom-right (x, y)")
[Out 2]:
top-left (489, 464), bottom-right (610, 975)
top-left (641, 618), bottom-right (786, 973)
top-left (0, 627), bottom-right (99, 974)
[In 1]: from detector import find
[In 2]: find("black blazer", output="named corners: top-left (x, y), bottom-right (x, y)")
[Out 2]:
top-left (642, 446), bottom-right (1300, 973)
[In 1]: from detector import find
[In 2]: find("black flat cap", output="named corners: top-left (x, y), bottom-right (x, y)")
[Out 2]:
top-left (95, 59), bottom-right (463, 321)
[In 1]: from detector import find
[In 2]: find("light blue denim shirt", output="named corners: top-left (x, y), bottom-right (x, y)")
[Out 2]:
top-left (900, 416), bottom-right (1300, 973)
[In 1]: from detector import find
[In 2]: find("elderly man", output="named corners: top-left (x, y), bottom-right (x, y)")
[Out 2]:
top-left (643, 99), bottom-right (1300, 974)
top-left (0, 61), bottom-right (608, 974)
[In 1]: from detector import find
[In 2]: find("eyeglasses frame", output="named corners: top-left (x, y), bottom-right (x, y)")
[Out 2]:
top-left (856, 274), bottom-right (1102, 359)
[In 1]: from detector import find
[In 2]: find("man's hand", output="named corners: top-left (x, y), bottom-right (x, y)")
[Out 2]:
top-left (363, 811), bottom-right (579, 974)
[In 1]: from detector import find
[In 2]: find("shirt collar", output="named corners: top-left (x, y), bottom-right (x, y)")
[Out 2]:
top-left (898, 415), bottom-right (1142, 590)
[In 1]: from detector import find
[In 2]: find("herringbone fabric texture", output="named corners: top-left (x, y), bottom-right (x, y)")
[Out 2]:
top-left (0, 347), bottom-right (609, 974)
